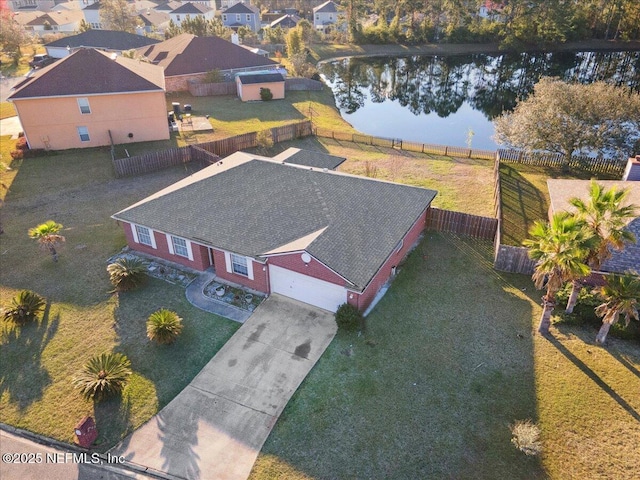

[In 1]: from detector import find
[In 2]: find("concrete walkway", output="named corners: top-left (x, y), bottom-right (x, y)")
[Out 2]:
top-left (0, 116), bottom-right (23, 139)
top-left (110, 295), bottom-right (337, 480)
top-left (185, 270), bottom-right (251, 323)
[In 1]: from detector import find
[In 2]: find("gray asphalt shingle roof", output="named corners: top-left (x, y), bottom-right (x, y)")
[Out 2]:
top-left (237, 73), bottom-right (284, 84)
top-left (45, 30), bottom-right (160, 50)
top-left (277, 148), bottom-right (346, 170)
top-left (113, 154), bottom-right (436, 290)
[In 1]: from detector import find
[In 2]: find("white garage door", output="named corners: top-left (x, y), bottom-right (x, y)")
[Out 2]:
top-left (269, 265), bottom-right (347, 312)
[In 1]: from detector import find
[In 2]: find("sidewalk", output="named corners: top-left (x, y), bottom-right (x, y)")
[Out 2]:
top-left (0, 116), bottom-right (23, 139)
top-left (185, 270), bottom-right (252, 323)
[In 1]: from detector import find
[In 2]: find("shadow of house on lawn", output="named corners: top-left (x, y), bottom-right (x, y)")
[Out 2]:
top-left (0, 302), bottom-right (57, 410)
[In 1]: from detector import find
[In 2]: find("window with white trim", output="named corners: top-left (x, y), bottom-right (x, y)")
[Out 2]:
top-left (77, 126), bottom-right (90, 142)
top-left (395, 239), bottom-right (404, 253)
top-left (135, 225), bottom-right (153, 246)
top-left (231, 254), bottom-right (248, 276)
top-left (77, 97), bottom-right (91, 114)
top-left (236, 14), bottom-right (241, 21)
top-left (222, 14), bottom-right (227, 21)
top-left (171, 236), bottom-right (189, 258)
top-left (246, 14), bottom-right (251, 21)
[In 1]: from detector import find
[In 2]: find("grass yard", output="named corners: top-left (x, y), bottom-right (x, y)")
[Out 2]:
top-left (0, 148), bottom-right (239, 448)
top-left (0, 102), bottom-right (16, 120)
top-left (249, 232), bottom-right (640, 479)
top-left (499, 163), bottom-right (620, 246)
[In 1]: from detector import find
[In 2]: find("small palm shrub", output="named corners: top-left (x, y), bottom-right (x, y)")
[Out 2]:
top-left (3, 290), bottom-right (46, 324)
top-left (510, 420), bottom-right (542, 456)
top-left (335, 303), bottom-right (364, 331)
top-left (73, 353), bottom-right (132, 401)
top-left (147, 308), bottom-right (183, 344)
top-left (107, 257), bottom-right (146, 291)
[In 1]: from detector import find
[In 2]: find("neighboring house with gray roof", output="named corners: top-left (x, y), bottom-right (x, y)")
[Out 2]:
top-left (136, 33), bottom-right (278, 91)
top-left (547, 179), bottom-right (640, 274)
top-left (313, 0), bottom-right (340, 31)
top-left (112, 150), bottom-right (437, 312)
top-left (221, 2), bottom-right (260, 32)
top-left (7, 48), bottom-right (168, 150)
top-left (169, 2), bottom-right (214, 26)
top-left (45, 30), bottom-right (160, 58)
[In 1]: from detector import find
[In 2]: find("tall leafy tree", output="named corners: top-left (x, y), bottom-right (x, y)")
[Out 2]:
top-left (0, 10), bottom-right (31, 65)
top-left (494, 77), bottom-right (640, 160)
top-left (594, 272), bottom-right (640, 344)
top-left (28, 221), bottom-right (65, 262)
top-left (100, 0), bottom-right (139, 33)
top-left (523, 213), bottom-right (591, 334)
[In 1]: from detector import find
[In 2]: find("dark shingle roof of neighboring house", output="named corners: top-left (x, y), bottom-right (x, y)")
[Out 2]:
top-left (170, 2), bottom-right (212, 14)
top-left (154, 1), bottom-right (182, 11)
top-left (27, 10), bottom-right (84, 25)
top-left (113, 152), bottom-right (437, 290)
top-left (313, 1), bottom-right (337, 13)
top-left (223, 2), bottom-right (258, 14)
top-left (8, 48), bottom-right (165, 100)
top-left (82, 1), bottom-right (102, 10)
top-left (46, 30), bottom-right (160, 50)
top-left (237, 73), bottom-right (284, 84)
top-left (138, 10), bottom-right (171, 27)
top-left (547, 179), bottom-right (640, 274)
top-left (137, 34), bottom-right (277, 76)
top-left (270, 14), bottom-right (301, 29)
top-left (275, 148), bottom-right (346, 170)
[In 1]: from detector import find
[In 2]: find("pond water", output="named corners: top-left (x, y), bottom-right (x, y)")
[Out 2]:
top-left (320, 51), bottom-right (640, 151)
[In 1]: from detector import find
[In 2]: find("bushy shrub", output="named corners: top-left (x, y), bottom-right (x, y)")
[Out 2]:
top-left (73, 352), bottom-right (132, 401)
top-left (510, 420), bottom-right (542, 456)
top-left (147, 308), bottom-right (183, 344)
top-left (3, 290), bottom-right (46, 324)
top-left (260, 87), bottom-right (273, 101)
top-left (107, 257), bottom-right (147, 291)
top-left (335, 303), bottom-right (363, 331)
top-left (15, 137), bottom-right (28, 150)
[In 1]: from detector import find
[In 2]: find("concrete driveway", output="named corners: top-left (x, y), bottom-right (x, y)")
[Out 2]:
top-left (110, 295), bottom-right (337, 480)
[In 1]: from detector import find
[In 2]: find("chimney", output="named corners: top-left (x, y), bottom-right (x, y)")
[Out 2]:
top-left (622, 155), bottom-right (640, 181)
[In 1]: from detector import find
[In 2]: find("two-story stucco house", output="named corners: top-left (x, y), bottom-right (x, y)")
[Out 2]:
top-left (8, 49), bottom-right (169, 150)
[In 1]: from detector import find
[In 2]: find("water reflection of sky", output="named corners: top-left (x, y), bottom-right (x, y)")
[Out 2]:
top-left (342, 97), bottom-right (498, 151)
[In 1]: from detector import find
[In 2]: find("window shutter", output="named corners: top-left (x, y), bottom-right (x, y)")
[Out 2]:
top-left (186, 240), bottom-right (193, 261)
top-left (131, 223), bottom-right (139, 243)
top-left (246, 258), bottom-right (254, 280)
top-left (166, 234), bottom-right (174, 254)
top-left (224, 251), bottom-right (232, 273)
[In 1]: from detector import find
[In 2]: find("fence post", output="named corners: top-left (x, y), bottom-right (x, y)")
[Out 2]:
top-left (444, 146), bottom-right (448, 156)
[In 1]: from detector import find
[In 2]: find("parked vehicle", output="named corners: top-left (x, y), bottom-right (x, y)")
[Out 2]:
top-left (29, 54), bottom-right (56, 69)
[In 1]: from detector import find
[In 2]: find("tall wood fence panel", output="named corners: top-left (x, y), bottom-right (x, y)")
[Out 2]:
top-left (112, 146), bottom-right (193, 177)
top-left (498, 149), bottom-right (626, 175)
top-left (494, 244), bottom-right (536, 274)
top-left (112, 121), bottom-right (313, 177)
top-left (188, 81), bottom-right (237, 97)
top-left (285, 78), bottom-right (323, 91)
top-left (426, 207), bottom-right (498, 240)
top-left (314, 127), bottom-right (496, 161)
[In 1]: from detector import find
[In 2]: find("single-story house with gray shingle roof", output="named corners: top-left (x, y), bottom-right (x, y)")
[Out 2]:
top-left (547, 179), bottom-right (640, 274)
top-left (113, 150), bottom-right (437, 312)
top-left (45, 30), bottom-right (160, 58)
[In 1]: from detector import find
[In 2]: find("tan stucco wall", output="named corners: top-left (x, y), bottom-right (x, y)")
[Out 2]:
top-left (13, 91), bottom-right (169, 150)
top-left (238, 81), bottom-right (285, 102)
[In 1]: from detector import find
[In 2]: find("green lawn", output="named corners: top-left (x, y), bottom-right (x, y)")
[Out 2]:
top-left (0, 148), bottom-right (239, 448)
top-left (249, 233), bottom-right (640, 479)
top-left (499, 163), bottom-right (620, 246)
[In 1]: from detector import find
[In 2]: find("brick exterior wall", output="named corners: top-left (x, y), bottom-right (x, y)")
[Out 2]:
top-left (212, 249), bottom-right (270, 293)
top-left (266, 253), bottom-right (349, 287)
top-left (122, 222), bottom-right (210, 270)
top-left (350, 208), bottom-right (427, 311)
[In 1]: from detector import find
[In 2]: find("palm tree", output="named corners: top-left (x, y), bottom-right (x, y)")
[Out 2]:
top-left (565, 181), bottom-right (638, 313)
top-left (523, 213), bottom-right (591, 334)
top-left (28, 221), bottom-right (65, 262)
top-left (3, 290), bottom-right (46, 324)
top-left (147, 309), bottom-right (183, 344)
top-left (73, 352), bottom-right (132, 401)
top-left (594, 272), bottom-right (640, 345)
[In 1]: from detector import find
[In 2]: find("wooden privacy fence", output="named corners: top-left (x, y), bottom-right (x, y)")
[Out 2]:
top-left (188, 81), bottom-right (237, 97)
top-left (498, 149), bottom-right (627, 175)
top-left (494, 244), bottom-right (536, 274)
top-left (112, 121), bottom-right (313, 177)
top-left (314, 127), bottom-right (497, 161)
top-left (426, 207), bottom-right (498, 240)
